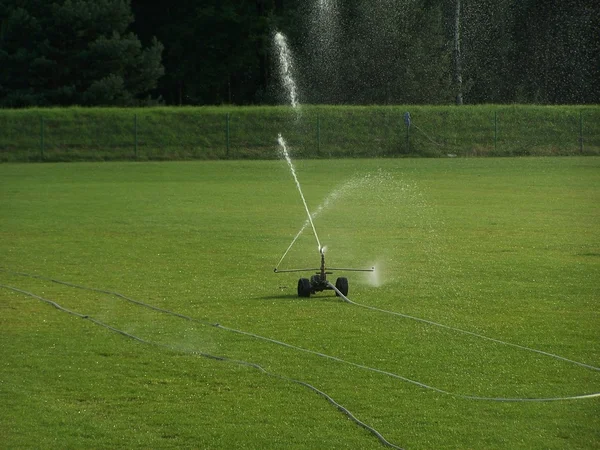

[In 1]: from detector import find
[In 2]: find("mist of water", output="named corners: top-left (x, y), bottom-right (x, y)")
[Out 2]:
top-left (307, 0), bottom-right (341, 102)
top-left (275, 173), bottom-right (374, 268)
top-left (366, 261), bottom-right (383, 288)
top-left (273, 30), bottom-right (321, 259)
top-left (274, 32), bottom-right (300, 110)
top-left (275, 171), bottom-right (400, 269)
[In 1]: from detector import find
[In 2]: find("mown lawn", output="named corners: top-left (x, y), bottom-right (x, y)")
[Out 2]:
top-left (1, 157), bottom-right (599, 449)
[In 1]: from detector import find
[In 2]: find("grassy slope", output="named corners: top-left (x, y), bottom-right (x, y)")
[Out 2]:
top-left (1, 158), bottom-right (599, 449)
top-left (1, 105), bottom-right (599, 161)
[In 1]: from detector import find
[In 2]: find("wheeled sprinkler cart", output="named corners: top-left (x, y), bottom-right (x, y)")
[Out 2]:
top-left (274, 249), bottom-right (374, 298)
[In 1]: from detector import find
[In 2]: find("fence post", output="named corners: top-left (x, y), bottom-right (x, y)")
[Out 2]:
top-left (40, 117), bottom-right (45, 160)
top-left (134, 114), bottom-right (138, 159)
top-left (494, 111), bottom-right (497, 153)
top-left (226, 113), bottom-right (230, 158)
top-left (317, 114), bottom-right (321, 155)
top-left (579, 110), bottom-right (583, 153)
top-left (403, 112), bottom-right (411, 154)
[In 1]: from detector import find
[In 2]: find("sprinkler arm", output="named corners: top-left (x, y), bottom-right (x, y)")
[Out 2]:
top-left (327, 267), bottom-right (375, 272)
top-left (273, 268), bottom-right (320, 273)
top-left (273, 266), bottom-right (374, 274)
top-left (274, 249), bottom-right (374, 274)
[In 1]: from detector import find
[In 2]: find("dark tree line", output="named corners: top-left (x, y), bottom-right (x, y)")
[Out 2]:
top-left (1, 0), bottom-right (598, 107)
top-left (0, 0), bottom-right (164, 106)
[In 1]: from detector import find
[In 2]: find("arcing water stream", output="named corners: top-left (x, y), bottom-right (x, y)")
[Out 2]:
top-left (274, 30), bottom-right (322, 255)
top-left (274, 32), bottom-right (299, 110)
top-left (277, 134), bottom-right (322, 253)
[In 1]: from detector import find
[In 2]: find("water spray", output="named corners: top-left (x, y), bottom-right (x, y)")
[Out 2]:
top-left (273, 30), bottom-right (372, 297)
top-left (276, 128), bottom-right (373, 298)
top-left (274, 32), bottom-right (299, 110)
top-left (275, 178), bottom-right (354, 269)
top-left (278, 134), bottom-right (321, 252)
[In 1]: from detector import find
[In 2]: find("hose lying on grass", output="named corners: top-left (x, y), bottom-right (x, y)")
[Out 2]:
top-left (1, 283), bottom-right (404, 450)
top-left (1, 268), bottom-right (599, 403)
top-left (325, 282), bottom-right (600, 373)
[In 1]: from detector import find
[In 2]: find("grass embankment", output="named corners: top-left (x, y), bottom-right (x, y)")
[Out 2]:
top-left (1, 158), bottom-right (599, 449)
top-left (1, 105), bottom-right (599, 161)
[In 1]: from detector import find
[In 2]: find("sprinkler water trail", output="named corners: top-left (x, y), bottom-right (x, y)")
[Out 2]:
top-left (278, 134), bottom-right (321, 253)
top-left (274, 32), bottom-right (299, 110)
top-left (1, 283), bottom-right (403, 450)
top-left (329, 283), bottom-right (600, 373)
top-left (1, 270), bottom-right (598, 402)
top-left (273, 30), bottom-right (318, 256)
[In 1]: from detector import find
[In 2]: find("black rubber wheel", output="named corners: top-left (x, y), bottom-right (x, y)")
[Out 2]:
top-left (335, 277), bottom-right (349, 296)
top-left (298, 278), bottom-right (311, 297)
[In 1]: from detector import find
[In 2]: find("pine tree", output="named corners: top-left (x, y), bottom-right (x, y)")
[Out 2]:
top-left (0, 0), bottom-right (164, 106)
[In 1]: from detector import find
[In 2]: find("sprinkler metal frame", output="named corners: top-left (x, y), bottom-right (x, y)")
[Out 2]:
top-left (274, 250), bottom-right (374, 298)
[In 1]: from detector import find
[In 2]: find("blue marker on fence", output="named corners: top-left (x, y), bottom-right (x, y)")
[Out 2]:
top-left (404, 112), bottom-right (411, 128)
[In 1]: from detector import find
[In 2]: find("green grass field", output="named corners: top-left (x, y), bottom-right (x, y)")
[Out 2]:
top-left (1, 157), bottom-right (599, 449)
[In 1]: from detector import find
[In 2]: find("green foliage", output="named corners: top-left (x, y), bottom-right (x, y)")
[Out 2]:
top-left (1, 158), bottom-right (599, 449)
top-left (0, 0), bottom-right (164, 107)
top-left (131, 1), bottom-right (271, 105)
top-left (84, 74), bottom-right (133, 106)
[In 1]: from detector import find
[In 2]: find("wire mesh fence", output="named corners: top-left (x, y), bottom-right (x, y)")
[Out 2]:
top-left (1, 107), bottom-right (598, 162)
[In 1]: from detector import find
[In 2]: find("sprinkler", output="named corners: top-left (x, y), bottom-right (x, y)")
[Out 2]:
top-left (274, 247), bottom-right (374, 298)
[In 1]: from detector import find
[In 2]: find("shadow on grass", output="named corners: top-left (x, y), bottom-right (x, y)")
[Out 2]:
top-left (255, 293), bottom-right (343, 303)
